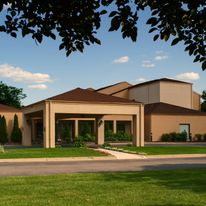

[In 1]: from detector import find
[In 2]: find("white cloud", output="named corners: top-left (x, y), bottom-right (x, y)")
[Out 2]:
top-left (0, 64), bottom-right (52, 83)
top-left (141, 60), bottom-right (155, 68)
top-left (28, 84), bottom-right (48, 90)
top-left (136, 77), bottom-right (147, 82)
top-left (176, 72), bottom-right (200, 82)
top-left (113, 56), bottom-right (129, 64)
top-left (155, 51), bottom-right (168, 61)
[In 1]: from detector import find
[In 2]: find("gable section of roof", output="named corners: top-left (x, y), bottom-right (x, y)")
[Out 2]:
top-left (129, 78), bottom-right (192, 90)
top-left (111, 87), bottom-right (129, 95)
top-left (96, 81), bottom-right (131, 92)
top-left (145, 102), bottom-right (206, 116)
top-left (0, 104), bottom-right (21, 112)
top-left (47, 88), bottom-right (141, 104)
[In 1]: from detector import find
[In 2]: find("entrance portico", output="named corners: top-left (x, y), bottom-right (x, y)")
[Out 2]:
top-left (22, 88), bottom-right (144, 148)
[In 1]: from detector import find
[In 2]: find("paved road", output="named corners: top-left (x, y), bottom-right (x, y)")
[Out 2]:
top-left (0, 157), bottom-right (206, 176)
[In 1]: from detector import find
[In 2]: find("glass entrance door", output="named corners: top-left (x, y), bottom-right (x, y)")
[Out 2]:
top-left (180, 124), bottom-right (190, 141)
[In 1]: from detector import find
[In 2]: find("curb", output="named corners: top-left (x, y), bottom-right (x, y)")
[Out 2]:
top-left (146, 154), bottom-right (206, 159)
top-left (0, 155), bottom-right (116, 163)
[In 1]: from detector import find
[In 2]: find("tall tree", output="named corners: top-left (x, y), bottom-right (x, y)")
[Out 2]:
top-left (0, 81), bottom-right (26, 108)
top-left (11, 114), bottom-right (22, 143)
top-left (0, 1), bottom-right (206, 70)
top-left (0, 115), bottom-right (8, 144)
top-left (201, 90), bottom-right (206, 112)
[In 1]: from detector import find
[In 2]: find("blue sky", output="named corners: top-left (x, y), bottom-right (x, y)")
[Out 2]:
top-left (0, 8), bottom-right (205, 105)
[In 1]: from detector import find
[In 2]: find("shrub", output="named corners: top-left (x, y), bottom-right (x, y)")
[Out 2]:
top-left (0, 115), bottom-right (8, 144)
top-left (178, 131), bottom-right (187, 142)
top-left (11, 114), bottom-right (22, 143)
top-left (105, 130), bottom-right (132, 142)
top-left (204, 134), bottom-right (206, 142)
top-left (161, 132), bottom-right (187, 142)
top-left (105, 130), bottom-right (115, 141)
top-left (161, 133), bottom-right (170, 142)
top-left (195, 134), bottom-right (202, 142)
top-left (115, 131), bottom-right (132, 141)
top-left (81, 133), bottom-right (96, 142)
top-left (102, 142), bottom-right (111, 147)
top-left (72, 136), bottom-right (86, 147)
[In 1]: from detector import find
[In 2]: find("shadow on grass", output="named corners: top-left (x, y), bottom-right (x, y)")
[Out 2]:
top-left (99, 167), bottom-right (206, 195)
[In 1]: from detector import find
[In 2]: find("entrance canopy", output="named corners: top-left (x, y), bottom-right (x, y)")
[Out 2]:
top-left (22, 88), bottom-right (144, 148)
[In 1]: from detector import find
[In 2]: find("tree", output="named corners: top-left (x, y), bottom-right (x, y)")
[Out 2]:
top-left (201, 90), bottom-right (206, 112)
top-left (11, 114), bottom-right (22, 143)
top-left (0, 115), bottom-right (8, 144)
top-left (0, 81), bottom-right (26, 108)
top-left (0, 1), bottom-right (205, 70)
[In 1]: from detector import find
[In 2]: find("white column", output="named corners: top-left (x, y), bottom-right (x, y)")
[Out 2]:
top-left (75, 119), bottom-right (79, 138)
top-left (132, 106), bottom-right (145, 147)
top-left (139, 105), bottom-right (144, 147)
top-left (22, 114), bottom-right (32, 146)
top-left (132, 115), bottom-right (139, 146)
top-left (113, 120), bottom-right (117, 134)
top-left (43, 102), bottom-right (50, 148)
top-left (49, 110), bottom-right (55, 148)
top-left (96, 116), bottom-right (104, 145)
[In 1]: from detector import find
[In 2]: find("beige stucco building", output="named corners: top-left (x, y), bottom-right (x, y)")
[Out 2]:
top-left (22, 88), bottom-right (144, 148)
top-left (98, 78), bottom-right (205, 141)
top-left (1, 77), bottom-right (205, 146)
top-left (0, 104), bottom-right (22, 142)
top-left (144, 102), bottom-right (206, 141)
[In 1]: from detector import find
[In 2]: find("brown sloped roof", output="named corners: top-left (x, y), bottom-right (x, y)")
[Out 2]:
top-left (47, 88), bottom-right (141, 104)
top-left (145, 102), bottom-right (206, 116)
top-left (0, 104), bottom-right (21, 112)
top-left (129, 78), bottom-right (191, 90)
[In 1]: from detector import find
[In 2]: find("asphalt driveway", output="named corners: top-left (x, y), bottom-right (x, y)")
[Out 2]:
top-left (0, 157), bottom-right (206, 176)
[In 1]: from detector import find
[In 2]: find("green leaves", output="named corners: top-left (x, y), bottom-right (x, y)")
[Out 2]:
top-left (171, 38), bottom-right (181, 46)
top-left (146, 17), bottom-right (158, 26)
top-left (0, 0), bottom-right (205, 71)
top-left (10, 32), bottom-right (17, 38)
top-left (202, 61), bottom-right (206, 71)
top-left (109, 16), bottom-right (121, 31)
top-left (0, 81), bottom-right (26, 108)
top-left (153, 34), bottom-right (159, 41)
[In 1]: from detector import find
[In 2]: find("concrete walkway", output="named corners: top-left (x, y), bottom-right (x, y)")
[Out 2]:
top-left (96, 148), bottom-right (146, 159)
top-left (0, 148), bottom-right (145, 163)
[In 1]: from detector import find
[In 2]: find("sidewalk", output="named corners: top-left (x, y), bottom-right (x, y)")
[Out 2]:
top-left (0, 155), bottom-right (116, 163)
top-left (96, 148), bottom-right (146, 160)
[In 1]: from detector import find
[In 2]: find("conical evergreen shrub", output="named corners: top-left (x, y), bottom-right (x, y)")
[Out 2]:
top-left (11, 114), bottom-right (22, 143)
top-left (0, 115), bottom-right (8, 144)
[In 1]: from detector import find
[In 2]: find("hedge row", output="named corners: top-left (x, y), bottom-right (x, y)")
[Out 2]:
top-left (194, 134), bottom-right (206, 142)
top-left (105, 130), bottom-right (132, 142)
top-left (161, 132), bottom-right (187, 142)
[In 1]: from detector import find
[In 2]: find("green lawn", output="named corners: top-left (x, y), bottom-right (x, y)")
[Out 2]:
top-left (118, 146), bottom-right (206, 155)
top-left (0, 169), bottom-right (206, 205)
top-left (0, 147), bottom-right (106, 159)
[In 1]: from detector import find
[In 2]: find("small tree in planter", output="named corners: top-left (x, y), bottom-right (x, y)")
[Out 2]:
top-left (11, 114), bottom-right (22, 143)
top-left (0, 115), bottom-right (8, 144)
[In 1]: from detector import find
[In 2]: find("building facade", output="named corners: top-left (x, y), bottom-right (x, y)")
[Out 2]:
top-left (22, 88), bottom-right (144, 148)
top-left (1, 78), bottom-right (205, 146)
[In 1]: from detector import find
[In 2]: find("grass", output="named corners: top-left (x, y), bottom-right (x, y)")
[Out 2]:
top-left (0, 147), bottom-right (106, 159)
top-left (118, 146), bottom-right (206, 155)
top-left (0, 169), bottom-right (206, 205)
